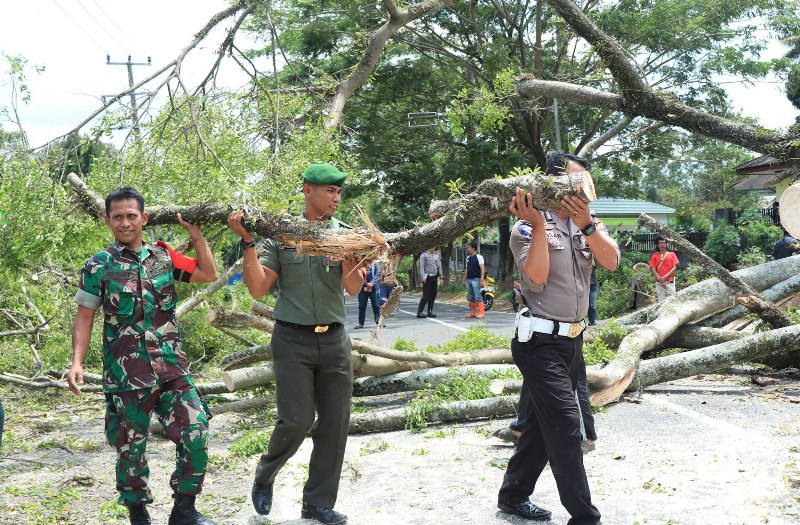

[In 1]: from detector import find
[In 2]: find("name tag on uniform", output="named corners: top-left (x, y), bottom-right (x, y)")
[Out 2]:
top-left (546, 230), bottom-right (564, 250)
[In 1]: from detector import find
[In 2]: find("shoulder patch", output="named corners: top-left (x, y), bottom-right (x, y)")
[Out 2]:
top-left (518, 223), bottom-right (532, 240)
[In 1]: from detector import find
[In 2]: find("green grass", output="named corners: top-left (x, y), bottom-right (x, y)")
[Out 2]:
top-left (230, 428), bottom-right (271, 458)
top-left (424, 325), bottom-right (509, 353)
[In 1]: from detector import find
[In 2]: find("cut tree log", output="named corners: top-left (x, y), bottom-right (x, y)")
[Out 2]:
top-left (353, 364), bottom-right (519, 396)
top-left (220, 344), bottom-right (272, 370)
top-left (348, 395), bottom-right (519, 434)
top-left (779, 181), bottom-right (800, 239)
top-left (633, 324), bottom-right (800, 390)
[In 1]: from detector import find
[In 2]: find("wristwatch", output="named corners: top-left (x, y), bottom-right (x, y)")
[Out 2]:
top-left (581, 222), bottom-right (597, 237)
top-left (240, 238), bottom-right (257, 250)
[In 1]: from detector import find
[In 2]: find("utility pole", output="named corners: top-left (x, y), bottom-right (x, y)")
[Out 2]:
top-left (106, 54), bottom-right (151, 133)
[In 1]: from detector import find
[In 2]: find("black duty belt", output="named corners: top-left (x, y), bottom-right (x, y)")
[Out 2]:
top-left (276, 319), bottom-right (342, 334)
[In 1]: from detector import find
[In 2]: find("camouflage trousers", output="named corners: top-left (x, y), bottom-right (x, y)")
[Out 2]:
top-left (105, 376), bottom-right (210, 505)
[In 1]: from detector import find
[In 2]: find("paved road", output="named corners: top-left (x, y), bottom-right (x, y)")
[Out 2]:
top-left (344, 293), bottom-right (516, 348)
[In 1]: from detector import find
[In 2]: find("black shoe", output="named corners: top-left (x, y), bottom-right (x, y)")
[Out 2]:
top-left (498, 500), bottom-right (551, 520)
top-left (426, 312), bottom-right (437, 318)
top-left (301, 502), bottom-right (347, 524)
top-left (127, 503), bottom-right (151, 525)
top-left (416, 312), bottom-right (426, 318)
top-left (251, 481), bottom-right (274, 515)
top-left (168, 494), bottom-right (216, 525)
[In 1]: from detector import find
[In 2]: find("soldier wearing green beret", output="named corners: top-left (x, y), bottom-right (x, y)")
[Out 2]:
top-left (68, 187), bottom-right (219, 525)
top-left (228, 163), bottom-right (362, 525)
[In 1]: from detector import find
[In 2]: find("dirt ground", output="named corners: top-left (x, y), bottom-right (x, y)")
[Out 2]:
top-left (2, 368), bottom-right (800, 525)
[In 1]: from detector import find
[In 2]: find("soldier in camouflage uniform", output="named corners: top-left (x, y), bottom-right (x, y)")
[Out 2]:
top-left (67, 187), bottom-right (219, 525)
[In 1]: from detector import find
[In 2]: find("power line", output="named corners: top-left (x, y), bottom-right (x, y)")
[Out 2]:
top-left (50, 0), bottom-right (107, 54)
top-left (88, 0), bottom-right (137, 48)
top-left (75, 0), bottom-right (127, 51)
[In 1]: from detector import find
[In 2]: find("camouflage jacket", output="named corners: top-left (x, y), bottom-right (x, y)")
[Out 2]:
top-left (74, 241), bottom-right (196, 393)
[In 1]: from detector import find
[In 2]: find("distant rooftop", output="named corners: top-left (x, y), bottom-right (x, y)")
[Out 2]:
top-left (590, 197), bottom-right (676, 216)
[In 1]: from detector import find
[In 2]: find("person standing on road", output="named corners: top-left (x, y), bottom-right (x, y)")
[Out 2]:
top-left (463, 242), bottom-right (485, 319)
top-left (497, 151), bottom-right (619, 524)
top-left (67, 187), bottom-right (219, 525)
top-left (227, 163), bottom-right (362, 525)
top-left (417, 247), bottom-right (443, 318)
top-left (649, 237), bottom-right (678, 302)
top-left (355, 262), bottom-right (381, 329)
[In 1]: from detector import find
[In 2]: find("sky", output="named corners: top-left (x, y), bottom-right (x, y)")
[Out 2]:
top-left (0, 0), bottom-right (255, 148)
top-left (0, 1), bottom-right (798, 150)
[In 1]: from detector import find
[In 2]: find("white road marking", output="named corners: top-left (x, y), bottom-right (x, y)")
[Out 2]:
top-left (642, 394), bottom-right (769, 445)
top-left (397, 308), bottom-right (468, 332)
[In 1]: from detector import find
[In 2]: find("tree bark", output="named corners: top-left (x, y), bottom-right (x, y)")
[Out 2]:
top-left (220, 344), bottom-right (272, 370)
top-left (700, 274), bottom-right (800, 328)
top-left (353, 364), bottom-right (519, 397)
top-left (633, 324), bottom-right (800, 390)
top-left (428, 170), bottom-right (596, 219)
top-left (348, 395), bottom-right (519, 434)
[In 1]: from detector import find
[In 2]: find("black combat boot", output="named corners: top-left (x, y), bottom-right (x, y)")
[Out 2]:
top-left (127, 502), bottom-right (151, 525)
top-left (426, 309), bottom-right (437, 318)
top-left (168, 494), bottom-right (217, 525)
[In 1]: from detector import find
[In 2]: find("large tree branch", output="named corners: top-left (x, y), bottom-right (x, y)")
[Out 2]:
top-left (527, 0), bottom-right (799, 159)
top-left (517, 78), bottom-right (796, 157)
top-left (325, 0), bottom-right (463, 129)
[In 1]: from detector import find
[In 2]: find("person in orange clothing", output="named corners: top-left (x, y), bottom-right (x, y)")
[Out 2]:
top-left (649, 237), bottom-right (679, 302)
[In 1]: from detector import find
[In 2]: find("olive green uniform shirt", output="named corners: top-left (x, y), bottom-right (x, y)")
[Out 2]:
top-left (259, 218), bottom-right (346, 325)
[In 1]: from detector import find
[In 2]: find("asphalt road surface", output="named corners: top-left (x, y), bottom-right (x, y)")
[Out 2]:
top-left (344, 293), bottom-right (516, 348)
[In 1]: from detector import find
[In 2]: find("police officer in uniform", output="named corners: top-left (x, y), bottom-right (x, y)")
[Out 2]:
top-left (227, 164), bottom-right (363, 525)
top-left (497, 152), bottom-right (619, 524)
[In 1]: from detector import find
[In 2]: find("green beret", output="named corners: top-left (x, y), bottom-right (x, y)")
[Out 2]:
top-left (301, 163), bottom-right (349, 186)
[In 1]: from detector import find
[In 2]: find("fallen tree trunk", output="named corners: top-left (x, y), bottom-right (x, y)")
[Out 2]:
top-left (208, 309), bottom-right (274, 332)
top-left (633, 324), bottom-right (800, 390)
top-left (353, 364), bottom-right (519, 396)
top-left (348, 395), bottom-right (519, 434)
top-left (352, 340), bottom-right (513, 367)
top-left (220, 344), bottom-right (272, 370)
top-left (588, 255), bottom-right (800, 406)
top-left (699, 273), bottom-right (800, 328)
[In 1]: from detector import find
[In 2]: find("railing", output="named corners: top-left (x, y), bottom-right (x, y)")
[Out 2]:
top-left (620, 232), bottom-right (708, 253)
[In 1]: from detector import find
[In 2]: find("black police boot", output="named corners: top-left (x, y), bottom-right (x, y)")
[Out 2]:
top-left (251, 480), bottom-right (274, 515)
top-left (416, 311), bottom-right (426, 318)
top-left (426, 309), bottom-right (437, 318)
top-left (168, 494), bottom-right (216, 525)
top-left (127, 502), bottom-right (151, 525)
top-left (301, 502), bottom-right (347, 524)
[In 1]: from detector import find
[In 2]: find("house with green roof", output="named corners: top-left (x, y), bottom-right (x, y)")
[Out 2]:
top-left (590, 197), bottom-right (676, 231)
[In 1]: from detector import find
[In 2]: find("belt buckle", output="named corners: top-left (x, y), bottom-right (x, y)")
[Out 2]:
top-left (567, 322), bottom-right (582, 338)
top-left (314, 325), bottom-right (329, 333)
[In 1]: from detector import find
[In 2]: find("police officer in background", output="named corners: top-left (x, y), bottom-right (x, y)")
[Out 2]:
top-left (497, 152), bottom-right (619, 524)
top-left (228, 164), bottom-right (363, 525)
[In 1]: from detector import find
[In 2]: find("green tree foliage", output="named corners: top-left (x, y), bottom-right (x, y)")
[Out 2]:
top-left (703, 223), bottom-right (742, 268)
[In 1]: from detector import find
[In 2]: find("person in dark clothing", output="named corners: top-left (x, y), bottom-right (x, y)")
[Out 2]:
top-left (355, 262), bottom-right (382, 328)
top-left (773, 230), bottom-right (799, 260)
top-left (417, 247), bottom-right (443, 318)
